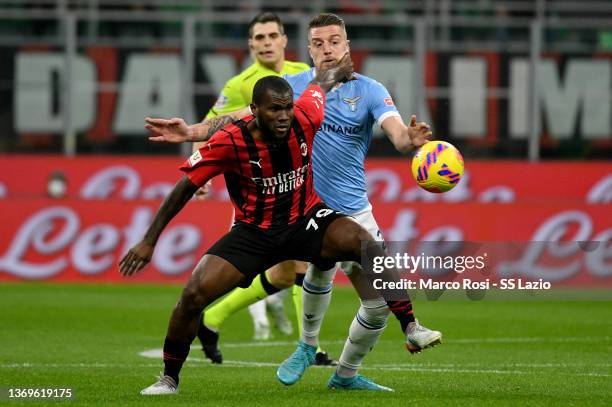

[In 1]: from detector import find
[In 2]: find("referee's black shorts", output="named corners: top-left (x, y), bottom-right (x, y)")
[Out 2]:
top-left (206, 203), bottom-right (346, 286)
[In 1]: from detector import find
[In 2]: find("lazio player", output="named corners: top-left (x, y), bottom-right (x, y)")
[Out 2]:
top-left (275, 13), bottom-right (442, 391)
top-left (191, 12), bottom-right (336, 366)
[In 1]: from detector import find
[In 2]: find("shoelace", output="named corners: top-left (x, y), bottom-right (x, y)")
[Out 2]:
top-left (156, 374), bottom-right (177, 390)
top-left (407, 320), bottom-right (427, 334)
top-left (356, 376), bottom-right (392, 391)
top-left (288, 344), bottom-right (313, 368)
top-left (336, 375), bottom-right (377, 389)
top-left (414, 324), bottom-right (428, 333)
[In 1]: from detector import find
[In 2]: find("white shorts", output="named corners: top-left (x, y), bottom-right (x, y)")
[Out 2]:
top-left (349, 204), bottom-right (384, 243)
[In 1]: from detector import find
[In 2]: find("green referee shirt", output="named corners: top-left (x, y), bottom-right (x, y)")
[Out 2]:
top-left (205, 60), bottom-right (310, 119)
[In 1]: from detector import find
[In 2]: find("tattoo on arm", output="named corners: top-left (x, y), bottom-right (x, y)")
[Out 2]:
top-left (206, 116), bottom-right (234, 139)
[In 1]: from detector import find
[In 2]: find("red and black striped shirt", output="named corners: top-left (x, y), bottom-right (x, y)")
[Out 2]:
top-left (180, 84), bottom-right (326, 229)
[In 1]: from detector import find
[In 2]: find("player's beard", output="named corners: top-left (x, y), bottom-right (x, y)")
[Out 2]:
top-left (257, 118), bottom-right (290, 144)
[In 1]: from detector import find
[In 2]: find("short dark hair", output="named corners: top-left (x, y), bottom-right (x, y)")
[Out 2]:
top-left (308, 13), bottom-right (346, 32)
top-left (252, 76), bottom-right (293, 105)
top-left (248, 12), bottom-right (284, 38)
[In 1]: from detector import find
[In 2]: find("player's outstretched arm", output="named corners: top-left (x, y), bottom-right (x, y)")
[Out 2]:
top-left (145, 117), bottom-right (192, 143)
top-left (145, 107), bottom-right (251, 144)
top-left (381, 114), bottom-right (432, 154)
top-left (310, 53), bottom-right (354, 93)
top-left (119, 176), bottom-right (199, 277)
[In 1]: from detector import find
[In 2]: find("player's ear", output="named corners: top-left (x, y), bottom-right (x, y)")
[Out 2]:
top-left (281, 34), bottom-right (288, 49)
top-left (248, 38), bottom-right (254, 51)
top-left (249, 103), bottom-right (257, 115)
top-left (346, 39), bottom-right (351, 53)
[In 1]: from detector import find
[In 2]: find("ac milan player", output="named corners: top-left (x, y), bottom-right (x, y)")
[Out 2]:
top-left (120, 56), bottom-right (426, 396)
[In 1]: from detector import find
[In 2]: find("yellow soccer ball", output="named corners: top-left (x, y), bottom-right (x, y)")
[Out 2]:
top-left (411, 141), bottom-right (464, 193)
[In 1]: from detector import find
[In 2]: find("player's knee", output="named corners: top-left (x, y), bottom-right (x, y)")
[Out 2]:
top-left (179, 284), bottom-right (207, 317)
top-left (358, 298), bottom-right (389, 329)
top-left (305, 263), bottom-right (336, 289)
top-left (340, 261), bottom-right (361, 276)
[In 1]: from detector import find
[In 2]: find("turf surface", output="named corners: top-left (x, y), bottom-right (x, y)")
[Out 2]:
top-left (0, 283), bottom-right (610, 406)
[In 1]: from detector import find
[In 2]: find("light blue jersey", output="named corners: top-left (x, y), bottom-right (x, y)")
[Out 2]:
top-left (285, 69), bottom-right (400, 214)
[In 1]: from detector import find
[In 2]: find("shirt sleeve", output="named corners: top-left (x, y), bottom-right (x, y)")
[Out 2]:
top-left (368, 81), bottom-right (401, 126)
top-left (204, 77), bottom-right (248, 120)
top-left (179, 134), bottom-right (234, 186)
top-left (294, 84), bottom-right (326, 136)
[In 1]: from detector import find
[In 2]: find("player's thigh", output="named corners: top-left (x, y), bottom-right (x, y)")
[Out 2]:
top-left (319, 216), bottom-right (373, 262)
top-left (340, 209), bottom-right (387, 299)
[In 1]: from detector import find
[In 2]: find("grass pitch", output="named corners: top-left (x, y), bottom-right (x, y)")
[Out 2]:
top-left (0, 283), bottom-right (610, 406)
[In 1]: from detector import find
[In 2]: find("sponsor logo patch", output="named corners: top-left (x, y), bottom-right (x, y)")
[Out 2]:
top-left (213, 94), bottom-right (228, 110)
top-left (188, 150), bottom-right (202, 166)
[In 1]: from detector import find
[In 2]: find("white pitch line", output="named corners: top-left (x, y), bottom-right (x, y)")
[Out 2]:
top-left (184, 336), bottom-right (610, 349)
top-left (2, 361), bottom-right (608, 378)
top-left (141, 349), bottom-right (612, 369)
top-left (3, 337), bottom-right (609, 378)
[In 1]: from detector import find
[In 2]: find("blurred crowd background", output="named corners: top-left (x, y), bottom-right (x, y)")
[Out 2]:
top-left (0, 0), bottom-right (611, 159)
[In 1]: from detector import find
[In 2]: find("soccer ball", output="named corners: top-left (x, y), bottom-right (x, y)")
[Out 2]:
top-left (411, 141), bottom-right (464, 193)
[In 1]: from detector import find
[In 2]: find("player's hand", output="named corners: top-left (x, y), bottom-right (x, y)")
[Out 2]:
top-left (312, 53), bottom-right (354, 92)
top-left (119, 241), bottom-right (154, 277)
top-left (145, 117), bottom-right (192, 143)
top-left (194, 180), bottom-right (212, 201)
top-left (407, 115), bottom-right (432, 147)
top-left (333, 52), bottom-right (354, 81)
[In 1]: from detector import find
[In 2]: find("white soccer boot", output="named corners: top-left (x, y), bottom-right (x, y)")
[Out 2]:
top-left (140, 373), bottom-right (178, 395)
top-left (405, 320), bottom-right (442, 353)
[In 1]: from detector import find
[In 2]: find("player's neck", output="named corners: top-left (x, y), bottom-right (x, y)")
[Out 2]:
top-left (258, 58), bottom-right (285, 73)
top-left (248, 119), bottom-right (267, 142)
